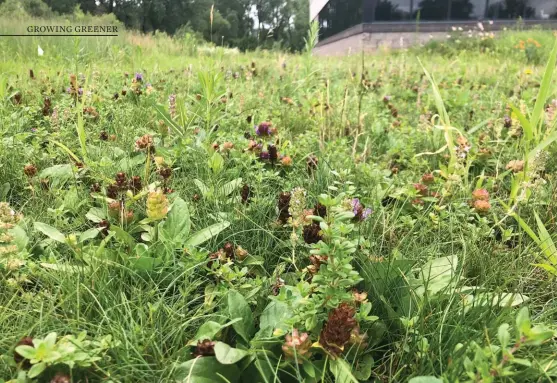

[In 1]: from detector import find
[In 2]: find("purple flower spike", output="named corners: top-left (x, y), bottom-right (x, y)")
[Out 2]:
top-left (260, 151), bottom-right (270, 160)
top-left (135, 73), bottom-right (143, 82)
top-left (362, 208), bottom-right (373, 220)
top-left (351, 198), bottom-right (362, 215)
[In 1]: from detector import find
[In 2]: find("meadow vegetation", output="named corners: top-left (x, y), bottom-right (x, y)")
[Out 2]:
top-left (1, 9), bottom-right (557, 383)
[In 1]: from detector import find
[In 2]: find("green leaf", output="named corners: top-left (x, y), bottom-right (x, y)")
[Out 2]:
top-left (38, 164), bottom-right (74, 188)
top-left (222, 178), bottom-right (242, 197)
top-left (256, 301), bottom-right (292, 338)
top-left (419, 255), bottom-right (458, 295)
top-left (329, 358), bottom-right (359, 383)
top-left (498, 323), bottom-right (510, 349)
top-left (353, 354), bottom-right (374, 380)
top-left (79, 228), bottom-right (100, 243)
top-left (161, 197), bottom-right (191, 244)
top-left (214, 342), bottom-right (249, 364)
top-left (208, 151), bottom-right (225, 174)
top-left (408, 377), bottom-right (444, 383)
top-left (516, 307), bottom-right (531, 336)
top-left (9, 225), bottom-right (28, 250)
top-left (110, 226), bottom-right (136, 247)
top-left (227, 290), bottom-right (255, 342)
top-left (510, 105), bottom-right (533, 142)
top-left (27, 362), bottom-right (46, 378)
top-left (189, 319), bottom-right (242, 345)
top-left (531, 37), bottom-right (557, 134)
top-left (14, 345), bottom-right (36, 360)
top-left (534, 211), bottom-right (557, 263)
top-left (175, 356), bottom-right (240, 383)
top-left (184, 221), bottom-right (230, 248)
top-left (194, 179), bottom-right (210, 197)
top-left (85, 207), bottom-right (106, 223)
top-left (34, 222), bottom-right (66, 243)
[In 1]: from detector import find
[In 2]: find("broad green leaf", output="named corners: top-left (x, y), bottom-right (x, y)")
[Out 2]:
top-left (79, 228), bottom-right (101, 243)
top-left (353, 354), bottom-right (374, 380)
top-left (189, 319), bottom-right (242, 345)
top-left (208, 151), bottom-right (225, 174)
top-left (161, 197), bottom-right (191, 243)
top-left (510, 105), bottom-right (533, 142)
top-left (154, 103), bottom-right (184, 137)
top-left (85, 207), bottom-right (106, 223)
top-left (256, 301), bottom-right (292, 338)
top-left (527, 130), bottom-right (557, 162)
top-left (227, 290), bottom-right (255, 342)
top-left (419, 255), bottom-right (458, 295)
top-left (214, 342), bottom-right (249, 364)
top-left (222, 178), bottom-right (242, 197)
top-left (34, 222), bottom-right (66, 243)
top-left (9, 225), bottom-right (28, 250)
top-left (28, 362), bottom-right (46, 379)
top-left (110, 226), bottom-right (136, 247)
top-left (14, 345), bottom-right (36, 360)
top-left (329, 358), bottom-right (359, 383)
top-left (194, 179), bottom-right (210, 196)
top-left (184, 221), bottom-right (230, 248)
top-left (38, 164), bottom-right (74, 188)
top-left (175, 356), bottom-right (240, 383)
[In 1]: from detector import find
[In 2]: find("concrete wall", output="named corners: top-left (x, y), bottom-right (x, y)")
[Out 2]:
top-left (313, 32), bottom-right (449, 56)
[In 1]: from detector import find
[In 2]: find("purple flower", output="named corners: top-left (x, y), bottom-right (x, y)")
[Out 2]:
top-left (351, 198), bottom-right (372, 222)
top-left (135, 73), bottom-right (143, 82)
top-left (77, 88), bottom-right (83, 96)
top-left (260, 151), bottom-right (270, 160)
top-left (66, 87), bottom-right (71, 94)
top-left (255, 122), bottom-right (272, 136)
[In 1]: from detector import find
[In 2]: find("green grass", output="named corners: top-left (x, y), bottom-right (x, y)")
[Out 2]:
top-left (1, 15), bottom-right (557, 383)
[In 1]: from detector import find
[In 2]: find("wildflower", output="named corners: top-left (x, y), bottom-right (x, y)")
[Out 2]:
top-left (472, 189), bottom-right (489, 201)
top-left (98, 220), bottom-right (110, 237)
top-left (129, 176), bottom-right (142, 193)
top-left (135, 73), bottom-right (143, 82)
top-left (319, 303), bottom-right (358, 356)
top-left (158, 167), bottom-right (172, 180)
top-left (289, 187), bottom-right (307, 227)
top-left (255, 122), bottom-right (275, 136)
top-left (235, 246), bottom-right (248, 261)
top-left (108, 201), bottom-right (122, 219)
top-left (474, 200), bottom-right (491, 214)
top-left (113, 92), bottom-right (119, 100)
top-left (383, 95), bottom-right (391, 104)
top-left (222, 142), bottom-right (234, 152)
top-left (268, 144), bottom-right (278, 163)
top-left (281, 155), bottom-right (292, 167)
top-left (106, 184), bottom-right (119, 199)
top-left (349, 326), bottom-right (369, 348)
top-left (50, 373), bottom-right (71, 383)
top-left (413, 183), bottom-right (428, 197)
top-left (240, 184), bottom-right (251, 204)
top-left (506, 160), bottom-right (524, 173)
top-left (282, 329), bottom-right (312, 360)
top-left (146, 189), bottom-right (169, 220)
top-left (524, 68), bottom-right (533, 75)
top-left (135, 134), bottom-right (154, 151)
top-left (503, 116), bottom-right (512, 128)
top-left (307, 155), bottom-right (318, 173)
top-left (278, 192), bottom-right (292, 224)
top-left (42, 97), bottom-right (52, 116)
top-left (193, 340), bottom-right (216, 357)
top-left (115, 172), bottom-right (127, 189)
top-left (29, 69), bottom-right (34, 79)
top-left (352, 290), bottom-right (368, 304)
top-left (168, 94), bottom-right (177, 119)
top-left (421, 173), bottom-right (435, 184)
top-left (24, 164), bottom-right (37, 178)
top-left (122, 210), bottom-right (135, 224)
top-left (99, 131), bottom-right (109, 141)
top-left (303, 222), bottom-right (322, 244)
top-left (314, 203), bottom-right (327, 218)
top-left (12, 92), bottom-right (22, 105)
top-left (351, 198), bottom-right (372, 222)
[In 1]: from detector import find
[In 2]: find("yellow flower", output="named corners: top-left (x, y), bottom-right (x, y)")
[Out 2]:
top-left (146, 189), bottom-right (169, 220)
top-left (524, 68), bottom-right (533, 75)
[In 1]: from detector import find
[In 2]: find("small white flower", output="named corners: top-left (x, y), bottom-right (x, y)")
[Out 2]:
top-left (477, 22), bottom-right (484, 31)
top-left (447, 34), bottom-right (452, 38)
top-left (451, 26), bottom-right (457, 31)
top-left (458, 27), bottom-right (463, 31)
top-left (489, 20), bottom-right (494, 25)
top-left (38, 45), bottom-right (44, 56)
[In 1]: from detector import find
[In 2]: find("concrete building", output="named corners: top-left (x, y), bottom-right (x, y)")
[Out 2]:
top-left (310, 0), bottom-right (557, 55)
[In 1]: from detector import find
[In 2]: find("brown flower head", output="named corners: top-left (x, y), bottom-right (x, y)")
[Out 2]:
top-left (421, 173), bottom-right (434, 184)
top-left (506, 160), bottom-right (524, 173)
top-left (474, 200), bottom-right (491, 214)
top-left (24, 164), bottom-right (37, 178)
top-left (319, 303), bottom-right (358, 356)
top-left (240, 184), bottom-right (251, 204)
top-left (193, 339), bottom-right (215, 357)
top-left (352, 290), bottom-right (368, 304)
top-left (503, 116), bottom-right (512, 128)
top-left (413, 183), bottom-right (428, 196)
top-left (159, 167), bottom-right (172, 180)
top-left (135, 134), bottom-right (154, 151)
top-left (115, 172), bottom-right (127, 189)
top-left (303, 222), bottom-right (322, 244)
top-left (106, 184), bottom-right (119, 199)
top-left (307, 155), bottom-right (318, 173)
top-left (472, 189), bottom-right (489, 201)
top-left (278, 192), bottom-right (291, 224)
top-left (99, 131), bottom-right (109, 141)
top-left (282, 329), bottom-right (312, 360)
top-left (129, 176), bottom-right (142, 193)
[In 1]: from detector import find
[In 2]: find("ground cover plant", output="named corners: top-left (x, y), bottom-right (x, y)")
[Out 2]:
top-left (2, 9), bottom-right (557, 383)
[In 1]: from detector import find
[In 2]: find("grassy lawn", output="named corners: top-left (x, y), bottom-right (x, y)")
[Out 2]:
top-left (1, 16), bottom-right (557, 383)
